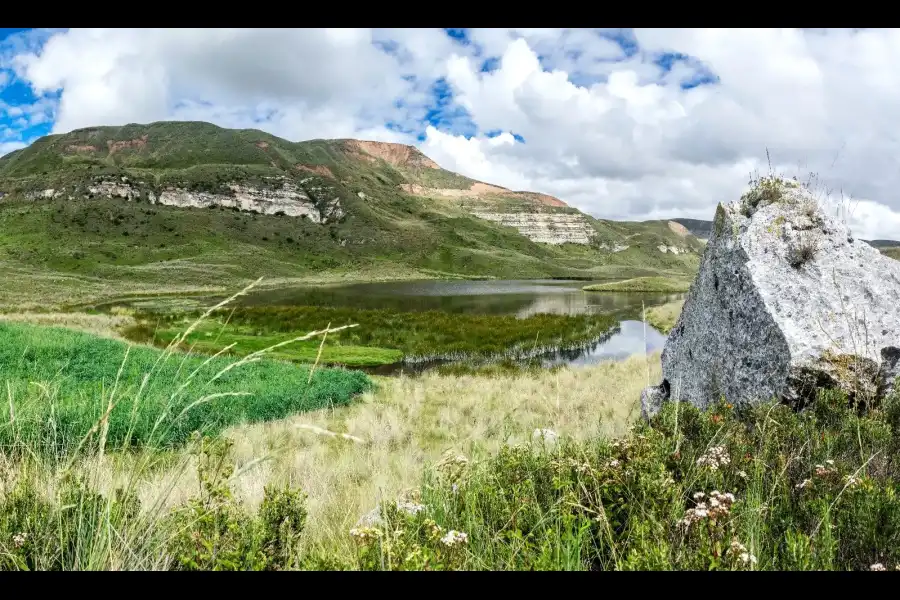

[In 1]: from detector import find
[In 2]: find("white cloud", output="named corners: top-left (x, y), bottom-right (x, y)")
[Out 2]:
top-left (5, 28), bottom-right (900, 240)
top-left (0, 140), bottom-right (25, 157)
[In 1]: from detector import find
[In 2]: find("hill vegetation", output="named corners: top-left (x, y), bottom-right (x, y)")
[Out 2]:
top-left (0, 121), bottom-right (704, 307)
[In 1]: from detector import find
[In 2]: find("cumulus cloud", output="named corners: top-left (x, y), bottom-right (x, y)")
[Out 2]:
top-left (4, 28), bottom-right (900, 239)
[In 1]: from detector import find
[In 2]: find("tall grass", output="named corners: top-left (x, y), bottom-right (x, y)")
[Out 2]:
top-left (0, 278), bottom-right (371, 455)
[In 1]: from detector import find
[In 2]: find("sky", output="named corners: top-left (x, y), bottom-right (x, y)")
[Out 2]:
top-left (2, 28), bottom-right (900, 240)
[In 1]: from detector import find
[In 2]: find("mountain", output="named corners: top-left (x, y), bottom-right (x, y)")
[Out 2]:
top-left (0, 121), bottom-right (705, 297)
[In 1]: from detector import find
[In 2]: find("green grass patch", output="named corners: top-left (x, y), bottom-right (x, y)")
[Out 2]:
top-left (127, 305), bottom-right (621, 365)
top-left (0, 321), bottom-right (372, 453)
top-left (151, 323), bottom-right (404, 368)
top-left (583, 276), bottom-right (692, 293)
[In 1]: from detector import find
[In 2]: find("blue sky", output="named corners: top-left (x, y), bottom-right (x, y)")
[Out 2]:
top-left (0, 28), bottom-right (56, 152)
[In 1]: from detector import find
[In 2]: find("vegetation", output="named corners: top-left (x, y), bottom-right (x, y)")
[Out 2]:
top-left (123, 304), bottom-right (622, 367)
top-left (348, 389), bottom-right (900, 570)
top-left (644, 300), bottom-right (684, 334)
top-left (3, 346), bottom-right (900, 570)
top-left (583, 276), bottom-right (692, 294)
top-left (0, 351), bottom-right (655, 569)
top-left (0, 321), bottom-right (371, 453)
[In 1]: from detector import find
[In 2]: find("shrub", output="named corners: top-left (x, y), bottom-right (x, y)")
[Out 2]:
top-left (358, 388), bottom-right (900, 570)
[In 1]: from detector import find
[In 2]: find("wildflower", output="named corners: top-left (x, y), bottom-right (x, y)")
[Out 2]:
top-left (696, 446), bottom-right (731, 471)
top-left (737, 470), bottom-right (748, 479)
top-left (451, 483), bottom-right (459, 495)
top-left (795, 478), bottom-right (812, 490)
top-left (845, 474), bottom-right (860, 488)
top-left (440, 530), bottom-right (469, 547)
top-left (870, 563), bottom-right (886, 571)
top-left (680, 490), bottom-right (736, 529)
top-left (12, 533), bottom-right (27, 549)
top-left (396, 501), bottom-right (426, 516)
top-left (606, 459), bottom-right (620, 469)
top-left (727, 539), bottom-right (758, 567)
top-left (349, 527), bottom-right (383, 543)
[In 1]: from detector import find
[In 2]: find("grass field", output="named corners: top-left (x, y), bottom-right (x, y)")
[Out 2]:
top-left (583, 276), bottom-right (692, 293)
top-left (0, 320), bottom-right (371, 453)
top-left (0, 347), bottom-right (658, 569)
top-left (124, 304), bottom-right (623, 367)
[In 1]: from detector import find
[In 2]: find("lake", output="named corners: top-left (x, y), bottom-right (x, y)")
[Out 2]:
top-left (238, 279), bottom-right (679, 374)
top-left (98, 279), bottom-right (680, 374)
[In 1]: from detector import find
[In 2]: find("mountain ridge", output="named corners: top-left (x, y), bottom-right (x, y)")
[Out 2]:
top-left (0, 121), bottom-right (706, 304)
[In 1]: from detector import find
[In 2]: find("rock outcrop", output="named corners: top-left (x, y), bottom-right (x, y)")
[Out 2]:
top-left (641, 176), bottom-right (900, 419)
top-left (472, 212), bottom-right (596, 245)
top-left (24, 176), bottom-right (344, 224)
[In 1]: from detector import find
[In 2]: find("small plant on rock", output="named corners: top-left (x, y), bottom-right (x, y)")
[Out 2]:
top-left (787, 231), bottom-right (819, 268)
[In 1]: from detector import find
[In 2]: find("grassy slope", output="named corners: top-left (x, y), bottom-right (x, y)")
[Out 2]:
top-left (0, 321), bottom-right (371, 451)
top-left (0, 122), bottom-right (703, 307)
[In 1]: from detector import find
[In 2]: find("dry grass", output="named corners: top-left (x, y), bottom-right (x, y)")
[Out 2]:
top-left (0, 311), bottom-right (137, 341)
top-left (644, 300), bottom-right (684, 334)
top-left (52, 353), bottom-right (659, 562)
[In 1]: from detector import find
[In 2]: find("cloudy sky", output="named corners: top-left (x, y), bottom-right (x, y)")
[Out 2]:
top-left (2, 28), bottom-right (899, 240)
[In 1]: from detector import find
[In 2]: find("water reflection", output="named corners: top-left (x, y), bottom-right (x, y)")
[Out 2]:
top-left (91, 278), bottom-right (683, 375)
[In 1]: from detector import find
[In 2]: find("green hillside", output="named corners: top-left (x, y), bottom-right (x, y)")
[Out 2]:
top-left (0, 121), bottom-right (705, 307)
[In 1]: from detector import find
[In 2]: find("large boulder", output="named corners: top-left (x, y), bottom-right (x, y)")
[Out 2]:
top-left (642, 176), bottom-right (900, 418)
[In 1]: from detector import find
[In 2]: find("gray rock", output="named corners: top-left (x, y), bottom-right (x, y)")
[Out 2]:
top-left (640, 380), bottom-right (671, 420)
top-left (355, 505), bottom-right (384, 529)
top-left (642, 177), bottom-right (900, 416)
top-left (878, 347), bottom-right (900, 400)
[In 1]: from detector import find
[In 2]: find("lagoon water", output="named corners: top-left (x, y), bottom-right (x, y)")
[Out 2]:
top-left (98, 279), bottom-right (679, 374)
top-left (238, 279), bottom-right (678, 374)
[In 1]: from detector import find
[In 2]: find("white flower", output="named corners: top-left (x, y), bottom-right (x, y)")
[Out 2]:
top-left (396, 501), bottom-right (426, 516)
top-left (795, 478), bottom-right (812, 490)
top-left (349, 527), bottom-right (382, 543)
top-left (737, 470), bottom-right (748, 479)
top-left (696, 446), bottom-right (730, 471)
top-left (606, 459), bottom-right (620, 468)
top-left (870, 563), bottom-right (886, 571)
top-left (440, 530), bottom-right (469, 547)
top-left (12, 533), bottom-right (27, 549)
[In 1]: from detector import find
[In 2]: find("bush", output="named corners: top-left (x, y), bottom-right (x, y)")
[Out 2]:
top-left (355, 389), bottom-right (900, 570)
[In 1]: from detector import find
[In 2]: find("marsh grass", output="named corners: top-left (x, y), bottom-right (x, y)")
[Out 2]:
top-left (644, 300), bottom-right (684, 335)
top-left (125, 304), bottom-right (621, 367)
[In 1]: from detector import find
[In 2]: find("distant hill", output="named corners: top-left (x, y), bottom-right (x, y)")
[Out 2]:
top-left (670, 218), bottom-right (714, 241)
top-left (0, 121), bottom-right (706, 295)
